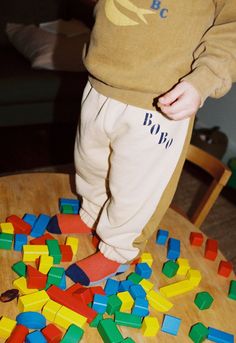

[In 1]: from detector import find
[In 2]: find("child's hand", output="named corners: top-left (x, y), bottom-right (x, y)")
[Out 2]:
top-left (157, 81), bottom-right (201, 120)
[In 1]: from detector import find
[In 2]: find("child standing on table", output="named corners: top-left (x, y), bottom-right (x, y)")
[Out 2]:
top-left (47, 0), bottom-right (236, 285)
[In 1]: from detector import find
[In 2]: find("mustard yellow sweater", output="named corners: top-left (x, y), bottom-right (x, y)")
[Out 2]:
top-left (84, 0), bottom-right (236, 110)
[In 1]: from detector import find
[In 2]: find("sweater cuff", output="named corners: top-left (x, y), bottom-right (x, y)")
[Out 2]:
top-left (181, 66), bottom-right (223, 107)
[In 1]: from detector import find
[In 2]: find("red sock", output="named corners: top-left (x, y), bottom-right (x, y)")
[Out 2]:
top-left (46, 214), bottom-right (93, 234)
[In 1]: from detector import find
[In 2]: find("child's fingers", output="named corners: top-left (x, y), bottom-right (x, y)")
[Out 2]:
top-left (158, 83), bottom-right (185, 105)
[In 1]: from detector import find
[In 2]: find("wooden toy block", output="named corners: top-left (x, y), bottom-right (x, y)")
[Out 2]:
top-left (161, 314), bottom-right (181, 336)
top-left (13, 276), bottom-right (38, 295)
top-left (207, 326), bottom-right (234, 343)
top-left (127, 272), bottom-right (143, 284)
top-left (129, 284), bottom-right (146, 299)
top-left (228, 280), bottom-right (236, 300)
top-left (104, 278), bottom-right (120, 296)
top-left (139, 278), bottom-right (154, 293)
top-left (38, 255), bottom-right (54, 274)
top-left (92, 294), bottom-right (108, 314)
top-left (30, 214), bottom-right (51, 238)
top-left (0, 222), bottom-right (14, 233)
top-left (187, 269), bottom-right (202, 286)
top-left (194, 291), bottom-right (214, 310)
top-left (12, 261), bottom-right (27, 277)
top-left (41, 323), bottom-right (63, 343)
top-left (16, 312), bottom-right (46, 330)
top-left (0, 317), bottom-right (17, 339)
top-left (30, 233), bottom-right (55, 245)
top-left (22, 213), bottom-right (37, 227)
top-left (132, 297), bottom-right (149, 317)
top-left (60, 324), bottom-right (84, 343)
top-left (22, 245), bottom-right (49, 262)
top-left (106, 295), bottom-right (122, 315)
top-left (48, 267), bottom-right (65, 286)
top-left (97, 318), bottom-right (124, 343)
top-left (64, 283), bottom-right (83, 295)
top-left (114, 311), bottom-right (142, 328)
top-left (204, 238), bottom-right (218, 261)
top-left (218, 260), bottom-right (233, 277)
top-left (176, 258), bottom-right (190, 276)
top-left (18, 290), bottom-right (50, 312)
top-left (59, 244), bottom-right (73, 262)
top-left (135, 262), bottom-right (152, 279)
top-left (0, 232), bottom-right (13, 250)
top-left (73, 287), bottom-right (93, 304)
top-left (46, 239), bottom-right (62, 264)
top-left (59, 197), bottom-right (80, 214)
top-left (118, 280), bottom-right (133, 292)
top-left (189, 322), bottom-right (208, 343)
top-left (65, 236), bottom-right (79, 256)
top-left (167, 237), bottom-right (180, 260)
top-left (160, 279), bottom-right (194, 298)
top-left (14, 233), bottom-right (28, 251)
top-left (117, 291), bottom-right (134, 311)
top-left (146, 289), bottom-right (173, 312)
top-left (26, 265), bottom-right (47, 289)
top-left (190, 232), bottom-right (204, 246)
top-left (42, 299), bottom-right (62, 322)
top-left (54, 306), bottom-right (87, 330)
top-left (89, 313), bottom-right (104, 328)
top-left (162, 260), bottom-right (179, 278)
top-left (89, 286), bottom-right (106, 296)
top-left (58, 272), bottom-right (67, 290)
top-left (7, 215), bottom-right (31, 235)
top-left (142, 316), bottom-right (160, 337)
top-left (25, 330), bottom-right (47, 343)
top-left (140, 252), bottom-right (153, 266)
top-left (156, 228), bottom-right (169, 245)
top-left (61, 204), bottom-right (74, 214)
top-left (5, 324), bottom-right (29, 343)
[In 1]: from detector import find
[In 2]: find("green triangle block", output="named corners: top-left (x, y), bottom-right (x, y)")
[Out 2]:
top-left (12, 261), bottom-right (27, 277)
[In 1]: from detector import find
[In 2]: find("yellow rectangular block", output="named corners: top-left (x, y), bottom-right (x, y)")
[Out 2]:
top-left (176, 258), bottom-right (190, 276)
top-left (142, 316), bottom-right (160, 337)
top-left (187, 269), bottom-right (202, 286)
top-left (22, 245), bottom-right (49, 262)
top-left (39, 255), bottom-right (54, 274)
top-left (0, 316), bottom-right (16, 339)
top-left (66, 236), bottom-right (79, 256)
top-left (146, 290), bottom-right (173, 312)
top-left (139, 279), bottom-right (154, 293)
top-left (117, 291), bottom-right (134, 312)
top-left (42, 299), bottom-right (62, 322)
top-left (160, 280), bottom-right (194, 298)
top-left (13, 276), bottom-right (38, 295)
top-left (18, 290), bottom-right (50, 312)
top-left (54, 306), bottom-right (87, 329)
top-left (140, 252), bottom-right (153, 267)
top-left (0, 222), bottom-right (14, 234)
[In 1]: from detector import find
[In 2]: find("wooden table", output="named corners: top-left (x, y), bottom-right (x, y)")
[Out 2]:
top-left (0, 173), bottom-right (235, 342)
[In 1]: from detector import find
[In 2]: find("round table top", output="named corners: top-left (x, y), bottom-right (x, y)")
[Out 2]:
top-left (0, 172), bottom-right (235, 343)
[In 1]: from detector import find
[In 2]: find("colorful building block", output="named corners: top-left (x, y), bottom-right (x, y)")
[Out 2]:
top-left (47, 267), bottom-right (65, 287)
top-left (18, 290), bottom-right (50, 312)
top-left (60, 204), bottom-right (74, 214)
top-left (16, 312), bottom-right (46, 329)
top-left (162, 260), bottom-right (179, 278)
top-left (22, 245), bottom-right (49, 262)
top-left (132, 297), bottom-right (149, 317)
top-left (118, 280), bottom-right (133, 292)
top-left (207, 326), bottom-right (234, 343)
top-left (26, 330), bottom-right (47, 343)
top-left (156, 229), bottom-right (169, 245)
top-left (135, 262), bottom-right (152, 279)
top-left (187, 269), bottom-right (202, 286)
top-left (228, 280), bottom-right (236, 300)
top-left (7, 215), bottom-right (31, 235)
top-left (59, 244), bottom-right (73, 262)
top-left (218, 260), bottom-right (233, 278)
top-left (59, 198), bottom-right (81, 214)
top-left (22, 213), bottom-right (37, 227)
top-left (5, 324), bottom-right (29, 343)
top-left (194, 291), bottom-right (214, 310)
top-left (60, 324), bottom-right (84, 343)
top-left (14, 233), bottom-right (28, 251)
top-left (129, 284), bottom-right (146, 299)
top-left (46, 239), bottom-right (62, 264)
top-left (97, 318), bottom-right (124, 343)
top-left (114, 311), bottom-right (142, 328)
top-left (204, 239), bottom-right (218, 261)
top-left (142, 316), bottom-right (160, 337)
top-left (161, 314), bottom-right (181, 336)
top-left (106, 295), bottom-right (122, 315)
top-left (104, 278), bottom-right (120, 296)
top-left (160, 279), bottom-right (194, 298)
top-left (65, 236), bottom-right (78, 256)
top-left (190, 232), bottom-right (204, 246)
top-left (12, 261), bottom-right (27, 277)
top-left (167, 238), bottom-right (180, 260)
top-left (127, 272), bottom-right (143, 284)
top-left (189, 322), bottom-right (208, 343)
top-left (0, 316), bottom-right (17, 339)
top-left (92, 294), bottom-right (108, 314)
top-left (42, 300), bottom-right (62, 322)
top-left (38, 255), bottom-right (54, 274)
top-left (41, 323), bottom-right (63, 343)
top-left (30, 214), bottom-right (51, 238)
top-left (26, 265), bottom-right (47, 289)
top-left (0, 222), bottom-right (14, 234)
top-left (89, 313), bottom-right (104, 328)
top-left (140, 252), bottom-right (153, 267)
top-left (13, 276), bottom-right (38, 295)
top-left (117, 291), bottom-right (134, 312)
top-left (176, 258), bottom-right (190, 276)
top-left (30, 233), bottom-right (55, 245)
top-left (146, 289), bottom-right (173, 312)
top-left (54, 306), bottom-right (87, 330)
top-left (139, 278), bottom-right (154, 293)
top-left (0, 232), bottom-right (13, 250)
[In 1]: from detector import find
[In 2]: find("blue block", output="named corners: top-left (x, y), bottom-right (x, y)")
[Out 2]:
top-left (30, 214), bottom-right (51, 238)
top-left (59, 197), bottom-right (81, 214)
top-left (58, 272), bottom-right (67, 290)
top-left (132, 297), bottom-right (149, 317)
top-left (118, 280), bottom-right (134, 292)
top-left (156, 229), bottom-right (169, 245)
top-left (129, 284), bottom-right (146, 300)
top-left (26, 331), bottom-right (47, 343)
top-left (104, 278), bottom-right (120, 296)
top-left (208, 327), bottom-right (234, 343)
top-left (161, 314), bottom-right (181, 336)
top-left (16, 311), bottom-right (46, 329)
top-left (135, 263), bottom-right (152, 279)
top-left (22, 213), bottom-right (37, 228)
top-left (167, 238), bottom-right (180, 260)
top-left (92, 294), bottom-right (108, 314)
top-left (14, 233), bottom-right (28, 251)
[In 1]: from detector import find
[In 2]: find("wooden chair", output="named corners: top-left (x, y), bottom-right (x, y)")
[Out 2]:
top-left (171, 144), bottom-right (232, 228)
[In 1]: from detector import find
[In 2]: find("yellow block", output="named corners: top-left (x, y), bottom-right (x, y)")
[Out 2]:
top-left (18, 290), bottom-right (50, 312)
top-left (13, 276), bottom-right (38, 295)
top-left (22, 245), bottom-right (49, 262)
top-left (139, 279), bottom-right (154, 293)
top-left (0, 222), bottom-right (14, 234)
top-left (142, 316), bottom-right (160, 337)
top-left (117, 291), bottom-right (134, 312)
top-left (187, 269), bottom-right (202, 286)
top-left (0, 316), bottom-right (17, 339)
top-left (160, 279), bottom-right (194, 298)
top-left (42, 299), bottom-right (62, 322)
top-left (39, 255), bottom-right (54, 274)
top-left (146, 290), bottom-right (173, 312)
top-left (140, 252), bottom-right (153, 267)
top-left (54, 306), bottom-right (87, 330)
top-left (66, 236), bottom-right (79, 256)
top-left (176, 258), bottom-right (190, 276)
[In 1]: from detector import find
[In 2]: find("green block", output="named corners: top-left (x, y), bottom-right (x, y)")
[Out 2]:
top-left (189, 322), bottom-right (208, 343)
top-left (194, 291), bottom-right (214, 310)
top-left (12, 261), bottom-right (27, 277)
top-left (89, 313), bottom-right (103, 328)
top-left (127, 272), bottom-right (143, 284)
top-left (114, 311), bottom-right (142, 328)
top-left (61, 204), bottom-right (74, 214)
top-left (162, 260), bottom-right (179, 278)
top-left (60, 324), bottom-right (84, 343)
top-left (0, 232), bottom-right (13, 250)
top-left (98, 318), bottom-right (124, 343)
top-left (228, 280), bottom-right (236, 300)
top-left (46, 239), bottom-right (62, 264)
top-left (106, 295), bottom-right (122, 315)
top-left (47, 267), bottom-right (64, 286)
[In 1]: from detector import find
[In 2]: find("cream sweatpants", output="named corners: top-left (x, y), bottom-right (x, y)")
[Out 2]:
top-left (74, 82), bottom-right (190, 263)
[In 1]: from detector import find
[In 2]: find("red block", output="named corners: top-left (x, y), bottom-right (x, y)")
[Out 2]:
top-left (90, 286), bottom-right (106, 296)
top-left (73, 287), bottom-right (93, 304)
top-left (59, 244), bottom-right (73, 262)
top-left (41, 323), bottom-right (63, 343)
top-left (218, 260), bottom-right (233, 277)
top-left (204, 239), bottom-right (218, 260)
top-left (27, 265), bottom-right (47, 289)
top-left (190, 232), bottom-right (204, 246)
top-left (30, 233), bottom-right (55, 245)
top-left (6, 215), bottom-right (31, 235)
top-left (6, 324), bottom-right (29, 343)
top-left (65, 283), bottom-right (83, 295)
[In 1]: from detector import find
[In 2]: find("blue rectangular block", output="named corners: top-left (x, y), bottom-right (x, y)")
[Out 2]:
top-left (156, 229), bottom-right (169, 245)
top-left (22, 213), bottom-right (37, 228)
top-left (135, 262), bottom-right (152, 279)
top-left (14, 233), bottom-right (28, 251)
top-left (161, 314), bottom-right (181, 336)
top-left (104, 278), bottom-right (120, 296)
top-left (30, 214), bottom-right (51, 238)
top-left (92, 294), bottom-right (108, 314)
top-left (129, 284), bottom-right (146, 300)
top-left (208, 327), bottom-right (234, 343)
top-left (132, 297), bottom-right (149, 317)
top-left (59, 197), bottom-right (81, 214)
top-left (167, 238), bottom-right (180, 260)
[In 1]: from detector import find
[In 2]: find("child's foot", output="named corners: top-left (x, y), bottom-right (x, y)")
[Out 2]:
top-left (46, 214), bottom-right (93, 234)
top-left (65, 251), bottom-right (129, 286)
